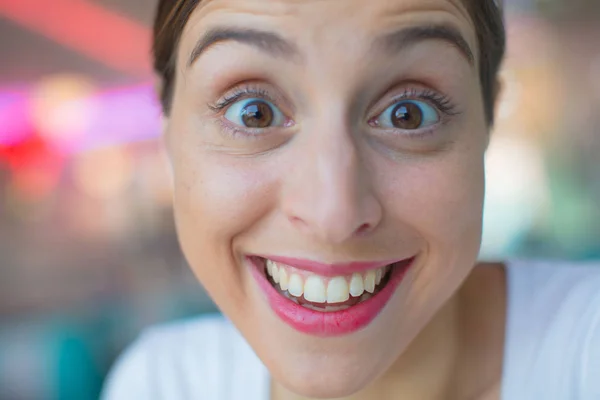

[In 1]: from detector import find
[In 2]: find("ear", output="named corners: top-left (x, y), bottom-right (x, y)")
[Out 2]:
top-left (153, 74), bottom-right (164, 103)
top-left (487, 75), bottom-right (504, 140)
top-left (493, 76), bottom-right (504, 123)
top-left (159, 113), bottom-right (175, 190)
top-left (154, 76), bottom-right (174, 186)
top-left (160, 113), bottom-right (169, 135)
top-left (483, 76), bottom-right (504, 151)
top-left (154, 75), bottom-right (170, 138)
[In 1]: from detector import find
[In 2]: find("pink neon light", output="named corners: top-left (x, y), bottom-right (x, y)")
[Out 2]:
top-left (0, 0), bottom-right (152, 76)
top-left (71, 84), bottom-right (161, 151)
top-left (0, 84), bottom-right (161, 151)
top-left (0, 90), bottom-right (32, 146)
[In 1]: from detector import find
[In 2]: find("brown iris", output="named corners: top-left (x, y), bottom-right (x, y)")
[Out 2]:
top-left (241, 101), bottom-right (274, 128)
top-left (391, 102), bottom-right (423, 130)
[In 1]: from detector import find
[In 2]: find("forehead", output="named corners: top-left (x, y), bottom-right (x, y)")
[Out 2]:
top-left (186, 0), bottom-right (471, 22)
top-left (178, 0), bottom-right (477, 62)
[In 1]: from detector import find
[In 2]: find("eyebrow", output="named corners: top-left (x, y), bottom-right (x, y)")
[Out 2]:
top-left (188, 28), bottom-right (300, 66)
top-left (188, 24), bottom-right (475, 67)
top-left (375, 24), bottom-right (475, 66)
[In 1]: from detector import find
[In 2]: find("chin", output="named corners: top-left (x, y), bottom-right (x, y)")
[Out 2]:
top-left (239, 291), bottom-right (420, 400)
top-left (268, 352), bottom-right (385, 399)
top-left (228, 255), bottom-right (430, 399)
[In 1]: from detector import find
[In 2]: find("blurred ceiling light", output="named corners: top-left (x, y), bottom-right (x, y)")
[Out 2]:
top-left (31, 75), bottom-right (96, 146)
top-left (0, 0), bottom-right (151, 76)
top-left (72, 145), bottom-right (134, 200)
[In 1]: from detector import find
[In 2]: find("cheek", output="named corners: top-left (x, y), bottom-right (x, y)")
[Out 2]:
top-left (384, 153), bottom-right (484, 237)
top-left (168, 140), bottom-right (277, 301)
top-left (380, 146), bottom-right (485, 293)
top-left (167, 110), bottom-right (276, 237)
top-left (173, 161), bottom-right (267, 231)
top-left (421, 159), bottom-right (484, 242)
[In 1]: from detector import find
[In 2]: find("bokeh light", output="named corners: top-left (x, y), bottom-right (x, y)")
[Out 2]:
top-left (72, 146), bottom-right (134, 200)
top-left (31, 75), bottom-right (96, 145)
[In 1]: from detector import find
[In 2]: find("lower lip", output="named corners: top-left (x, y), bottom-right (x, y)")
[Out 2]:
top-left (248, 257), bottom-right (414, 337)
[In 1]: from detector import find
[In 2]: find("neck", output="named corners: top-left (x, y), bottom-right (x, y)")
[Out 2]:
top-left (271, 264), bottom-right (506, 400)
top-left (371, 292), bottom-right (463, 400)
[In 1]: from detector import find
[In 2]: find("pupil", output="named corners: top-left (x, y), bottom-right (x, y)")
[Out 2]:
top-left (392, 102), bottom-right (423, 129)
top-left (242, 101), bottom-right (273, 128)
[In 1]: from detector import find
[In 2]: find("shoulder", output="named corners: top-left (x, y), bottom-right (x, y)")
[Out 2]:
top-left (101, 314), bottom-right (235, 400)
top-left (506, 259), bottom-right (600, 324)
top-left (503, 259), bottom-right (600, 399)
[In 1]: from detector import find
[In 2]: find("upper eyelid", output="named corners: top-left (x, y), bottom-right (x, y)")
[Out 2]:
top-left (209, 84), bottom-right (458, 119)
top-left (209, 84), bottom-right (294, 113)
top-left (370, 89), bottom-right (459, 118)
top-left (210, 89), bottom-right (275, 111)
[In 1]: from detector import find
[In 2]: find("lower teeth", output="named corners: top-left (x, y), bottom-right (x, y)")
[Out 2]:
top-left (303, 304), bottom-right (352, 312)
top-left (281, 287), bottom-right (374, 311)
top-left (283, 291), bottom-right (300, 304)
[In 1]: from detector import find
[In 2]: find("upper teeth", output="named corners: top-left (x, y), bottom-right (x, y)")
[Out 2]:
top-left (265, 260), bottom-right (390, 304)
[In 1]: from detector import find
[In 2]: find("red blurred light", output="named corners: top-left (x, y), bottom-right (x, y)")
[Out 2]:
top-left (0, 135), bottom-right (65, 199)
top-left (0, 0), bottom-right (152, 76)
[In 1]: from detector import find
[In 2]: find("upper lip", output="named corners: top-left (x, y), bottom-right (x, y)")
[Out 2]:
top-left (255, 255), bottom-right (411, 277)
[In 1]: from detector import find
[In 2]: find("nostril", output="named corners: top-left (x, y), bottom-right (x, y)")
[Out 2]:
top-left (355, 223), bottom-right (372, 236)
top-left (288, 215), bottom-right (307, 230)
top-left (286, 212), bottom-right (376, 241)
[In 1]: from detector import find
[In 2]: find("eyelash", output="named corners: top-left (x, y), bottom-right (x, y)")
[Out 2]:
top-left (388, 88), bottom-right (460, 117)
top-left (369, 88), bottom-right (461, 138)
top-left (208, 86), bottom-right (276, 113)
top-left (207, 85), bottom-right (460, 138)
top-left (207, 86), bottom-right (287, 139)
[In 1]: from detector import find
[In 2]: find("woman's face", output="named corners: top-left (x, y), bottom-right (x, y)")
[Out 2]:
top-left (166, 0), bottom-right (487, 396)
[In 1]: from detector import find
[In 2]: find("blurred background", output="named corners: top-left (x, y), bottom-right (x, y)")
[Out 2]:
top-left (0, 0), bottom-right (599, 398)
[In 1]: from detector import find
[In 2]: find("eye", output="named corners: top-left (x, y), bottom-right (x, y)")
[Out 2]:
top-left (224, 98), bottom-right (286, 129)
top-left (373, 100), bottom-right (440, 130)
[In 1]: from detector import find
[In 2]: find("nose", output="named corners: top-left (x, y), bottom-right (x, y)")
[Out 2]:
top-left (280, 122), bottom-right (383, 244)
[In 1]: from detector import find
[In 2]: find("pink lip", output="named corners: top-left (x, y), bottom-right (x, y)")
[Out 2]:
top-left (248, 256), bottom-right (415, 337)
top-left (254, 255), bottom-right (405, 277)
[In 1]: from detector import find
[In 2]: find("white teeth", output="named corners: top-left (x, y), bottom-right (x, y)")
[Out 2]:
top-left (279, 268), bottom-right (289, 291)
top-left (272, 263), bottom-right (280, 284)
top-left (304, 276), bottom-right (327, 303)
top-left (364, 270), bottom-right (376, 293)
top-left (349, 273), bottom-right (365, 297)
top-left (265, 259), bottom-right (280, 283)
top-left (327, 277), bottom-right (350, 303)
top-left (288, 274), bottom-right (304, 297)
top-left (266, 258), bottom-right (393, 305)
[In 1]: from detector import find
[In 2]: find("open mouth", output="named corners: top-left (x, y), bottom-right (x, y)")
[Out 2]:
top-left (257, 257), bottom-right (399, 313)
top-left (248, 255), bottom-right (415, 336)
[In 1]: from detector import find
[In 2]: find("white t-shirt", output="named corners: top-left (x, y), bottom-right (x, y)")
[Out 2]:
top-left (102, 260), bottom-right (600, 399)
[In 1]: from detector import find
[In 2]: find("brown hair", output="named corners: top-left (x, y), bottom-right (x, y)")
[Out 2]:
top-left (153, 0), bottom-right (505, 125)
